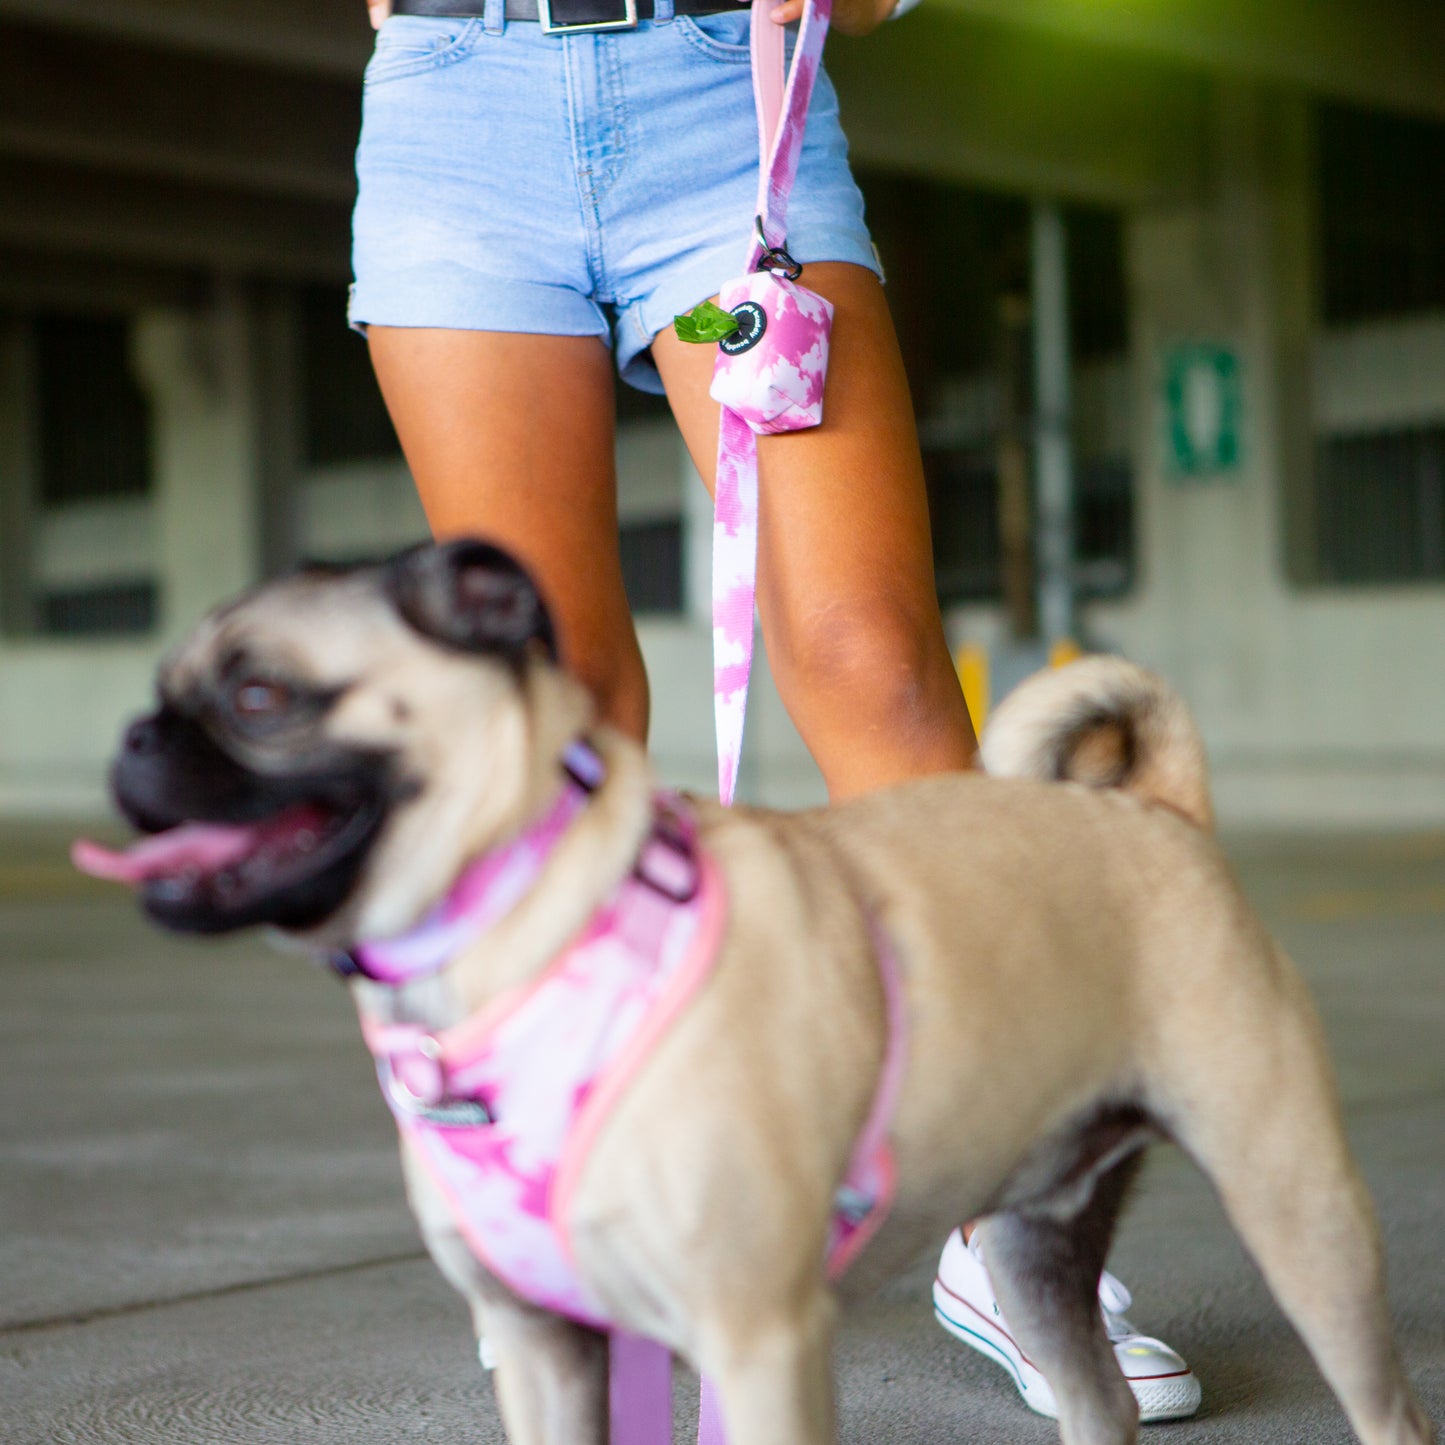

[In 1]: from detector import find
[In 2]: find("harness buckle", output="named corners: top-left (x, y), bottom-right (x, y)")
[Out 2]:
top-left (538, 0), bottom-right (638, 33)
top-left (376, 1032), bottom-right (495, 1127)
top-left (381, 1032), bottom-right (448, 1111)
top-left (634, 805), bottom-right (700, 904)
top-left (329, 949), bottom-right (365, 980)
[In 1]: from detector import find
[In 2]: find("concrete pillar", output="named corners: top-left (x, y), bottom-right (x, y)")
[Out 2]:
top-left (1115, 83), bottom-right (1314, 754)
top-left (0, 319), bottom-right (37, 636)
top-left (133, 284), bottom-right (264, 642)
top-left (1031, 200), bottom-right (1076, 646)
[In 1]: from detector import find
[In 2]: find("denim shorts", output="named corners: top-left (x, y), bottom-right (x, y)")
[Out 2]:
top-left (349, 9), bottom-right (880, 392)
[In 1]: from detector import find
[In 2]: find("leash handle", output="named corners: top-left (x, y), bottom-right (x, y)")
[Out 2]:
top-left (749, 0), bottom-right (832, 263)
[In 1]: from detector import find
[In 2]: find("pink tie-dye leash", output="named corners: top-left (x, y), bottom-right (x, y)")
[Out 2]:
top-left (709, 0), bottom-right (834, 805)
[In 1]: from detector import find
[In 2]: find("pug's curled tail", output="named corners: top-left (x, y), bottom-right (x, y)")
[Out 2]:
top-left (979, 655), bottom-right (1214, 831)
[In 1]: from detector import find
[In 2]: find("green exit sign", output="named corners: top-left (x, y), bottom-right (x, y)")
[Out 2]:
top-left (1164, 344), bottom-right (1243, 480)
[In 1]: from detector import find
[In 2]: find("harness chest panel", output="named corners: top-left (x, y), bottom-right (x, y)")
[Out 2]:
top-left (351, 780), bottom-right (902, 1342)
top-left (375, 848), bottom-right (727, 1327)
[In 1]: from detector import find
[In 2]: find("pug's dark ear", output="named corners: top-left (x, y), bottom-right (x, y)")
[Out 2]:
top-left (385, 540), bottom-right (558, 662)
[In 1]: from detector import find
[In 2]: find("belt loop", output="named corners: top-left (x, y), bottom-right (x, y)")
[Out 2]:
top-left (483, 0), bottom-right (505, 34)
top-left (653, 0), bottom-right (675, 22)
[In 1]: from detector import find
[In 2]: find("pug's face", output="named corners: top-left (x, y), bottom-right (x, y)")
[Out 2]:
top-left (76, 541), bottom-right (565, 948)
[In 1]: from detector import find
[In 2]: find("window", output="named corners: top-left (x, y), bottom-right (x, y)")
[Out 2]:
top-left (16, 313), bottom-right (159, 638)
top-left (299, 285), bottom-right (401, 467)
top-left (1318, 103), bottom-right (1445, 325)
top-left (620, 518), bottom-right (684, 615)
top-left (615, 379), bottom-right (682, 616)
top-left (860, 174), bottom-right (1135, 607)
top-left (1313, 427), bottom-right (1444, 585)
top-left (35, 314), bottom-right (152, 505)
top-left (39, 581), bottom-right (158, 636)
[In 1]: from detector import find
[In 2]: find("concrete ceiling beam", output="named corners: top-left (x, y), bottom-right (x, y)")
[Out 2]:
top-left (933, 0), bottom-right (1445, 123)
top-left (0, 156), bottom-right (351, 282)
top-left (0, 247), bottom-right (212, 316)
top-left (830, 13), bottom-right (1212, 207)
top-left (2, 0), bottom-right (1441, 125)
top-left (0, 22), bottom-right (359, 204)
top-left (0, 0), bottom-right (371, 77)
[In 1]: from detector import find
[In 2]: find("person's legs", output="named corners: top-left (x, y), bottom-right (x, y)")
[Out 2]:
top-left (368, 327), bottom-right (650, 742)
top-left (652, 262), bottom-right (977, 798)
top-left (656, 262), bottom-right (1200, 1421)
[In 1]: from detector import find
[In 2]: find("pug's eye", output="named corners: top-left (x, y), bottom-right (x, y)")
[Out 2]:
top-left (232, 678), bottom-right (291, 720)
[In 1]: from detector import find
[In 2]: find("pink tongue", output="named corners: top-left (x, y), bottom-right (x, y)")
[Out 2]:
top-left (72, 821), bottom-right (262, 888)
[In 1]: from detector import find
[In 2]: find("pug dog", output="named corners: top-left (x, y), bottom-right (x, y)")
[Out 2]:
top-left (76, 539), bottom-right (1432, 1445)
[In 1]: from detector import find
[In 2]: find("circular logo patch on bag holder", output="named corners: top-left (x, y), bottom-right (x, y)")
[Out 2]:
top-left (719, 301), bottom-right (767, 356)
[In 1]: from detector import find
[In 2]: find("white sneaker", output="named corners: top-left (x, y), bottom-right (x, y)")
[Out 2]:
top-left (933, 1229), bottom-right (1202, 1423)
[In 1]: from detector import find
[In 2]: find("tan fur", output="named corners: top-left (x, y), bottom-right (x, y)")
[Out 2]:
top-left (154, 585), bottom-right (1431, 1445)
top-left (981, 656), bottom-right (1215, 831)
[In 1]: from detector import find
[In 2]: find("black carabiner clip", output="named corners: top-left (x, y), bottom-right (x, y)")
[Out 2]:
top-left (754, 215), bottom-right (804, 281)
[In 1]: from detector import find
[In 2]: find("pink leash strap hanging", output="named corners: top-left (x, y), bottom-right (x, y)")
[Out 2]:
top-left (711, 0), bottom-right (833, 805)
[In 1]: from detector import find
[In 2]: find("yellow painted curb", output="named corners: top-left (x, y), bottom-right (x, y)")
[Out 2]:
top-left (1050, 638), bottom-right (1083, 668)
top-left (955, 643), bottom-right (989, 730)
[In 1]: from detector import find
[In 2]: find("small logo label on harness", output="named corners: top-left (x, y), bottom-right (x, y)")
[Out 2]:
top-left (719, 301), bottom-right (767, 356)
top-left (413, 1098), bottom-right (494, 1128)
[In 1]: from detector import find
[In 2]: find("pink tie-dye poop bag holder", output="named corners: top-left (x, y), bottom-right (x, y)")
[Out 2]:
top-left (676, 0), bottom-right (834, 806)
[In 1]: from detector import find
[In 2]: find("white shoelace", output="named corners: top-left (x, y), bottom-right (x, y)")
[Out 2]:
top-left (1098, 1269), bottom-right (1176, 1353)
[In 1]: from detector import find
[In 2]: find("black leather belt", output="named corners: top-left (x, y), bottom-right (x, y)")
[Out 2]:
top-left (393, 0), bottom-right (740, 32)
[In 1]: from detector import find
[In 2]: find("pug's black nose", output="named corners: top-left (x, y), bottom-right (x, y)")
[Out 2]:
top-left (123, 717), bottom-right (162, 755)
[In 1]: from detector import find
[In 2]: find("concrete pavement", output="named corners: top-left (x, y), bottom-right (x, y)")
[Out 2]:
top-left (1, 824), bottom-right (1441, 1443)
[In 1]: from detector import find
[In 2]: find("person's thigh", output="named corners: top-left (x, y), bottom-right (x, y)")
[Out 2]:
top-left (368, 327), bottom-right (649, 741)
top-left (651, 262), bottom-right (976, 795)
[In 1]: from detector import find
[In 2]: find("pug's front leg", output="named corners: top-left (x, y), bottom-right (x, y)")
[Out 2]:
top-left (698, 1294), bottom-right (837, 1445)
top-left (483, 1291), bottom-right (610, 1445)
top-left (417, 1223), bottom-right (609, 1442)
top-left (399, 1138), bottom-right (607, 1441)
top-left (424, 1225), bottom-right (608, 1441)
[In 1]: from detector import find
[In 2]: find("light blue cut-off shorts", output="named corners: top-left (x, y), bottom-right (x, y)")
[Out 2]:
top-left (350, 9), bottom-right (881, 392)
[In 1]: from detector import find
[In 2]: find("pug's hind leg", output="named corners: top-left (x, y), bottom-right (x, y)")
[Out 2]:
top-left (1178, 995), bottom-right (1434, 1445)
top-left (978, 1158), bottom-right (1143, 1445)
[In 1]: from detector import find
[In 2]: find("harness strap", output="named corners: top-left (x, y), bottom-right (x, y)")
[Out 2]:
top-left (689, 920), bottom-right (902, 1445)
top-left (826, 921), bottom-right (907, 1278)
top-left (338, 740), bottom-right (601, 985)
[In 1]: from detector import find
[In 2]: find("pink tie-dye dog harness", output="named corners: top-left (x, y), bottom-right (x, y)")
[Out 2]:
top-left (339, 742), bottom-right (906, 1443)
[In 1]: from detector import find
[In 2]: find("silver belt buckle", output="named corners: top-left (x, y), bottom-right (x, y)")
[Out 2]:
top-left (538, 0), bottom-right (638, 31)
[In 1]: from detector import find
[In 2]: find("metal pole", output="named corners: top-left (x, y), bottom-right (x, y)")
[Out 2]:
top-left (1031, 200), bottom-right (1076, 647)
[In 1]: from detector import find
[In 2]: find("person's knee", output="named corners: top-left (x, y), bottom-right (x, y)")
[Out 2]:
top-left (770, 597), bottom-right (958, 744)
